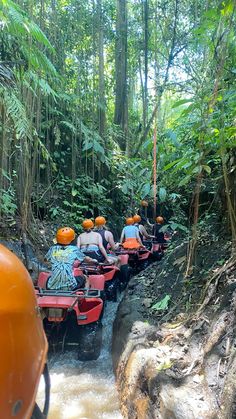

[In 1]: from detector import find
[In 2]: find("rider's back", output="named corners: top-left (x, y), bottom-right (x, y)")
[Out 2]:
top-left (123, 225), bottom-right (139, 238)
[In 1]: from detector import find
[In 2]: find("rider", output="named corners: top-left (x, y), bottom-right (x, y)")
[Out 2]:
top-left (45, 227), bottom-right (95, 290)
top-left (94, 215), bottom-right (120, 265)
top-left (77, 219), bottom-right (112, 263)
top-left (94, 216), bottom-right (119, 251)
top-left (120, 217), bottom-right (143, 249)
top-left (133, 214), bottom-right (154, 243)
top-left (152, 216), bottom-right (166, 243)
top-left (0, 244), bottom-right (50, 418)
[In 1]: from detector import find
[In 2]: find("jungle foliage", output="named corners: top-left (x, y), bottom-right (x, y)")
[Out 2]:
top-left (0, 0), bottom-right (236, 254)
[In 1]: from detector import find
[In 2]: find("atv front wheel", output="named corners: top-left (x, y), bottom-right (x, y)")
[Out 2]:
top-left (77, 321), bottom-right (102, 361)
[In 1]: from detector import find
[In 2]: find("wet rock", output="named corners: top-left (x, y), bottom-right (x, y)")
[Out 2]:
top-left (159, 380), bottom-right (217, 419)
top-left (0, 238), bottom-right (48, 281)
top-left (0, 239), bottom-right (25, 261)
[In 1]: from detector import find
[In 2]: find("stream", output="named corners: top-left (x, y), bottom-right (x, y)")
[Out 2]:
top-left (37, 300), bottom-right (122, 419)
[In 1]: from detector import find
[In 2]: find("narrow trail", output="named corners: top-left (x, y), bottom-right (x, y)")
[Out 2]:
top-left (37, 301), bottom-right (123, 419)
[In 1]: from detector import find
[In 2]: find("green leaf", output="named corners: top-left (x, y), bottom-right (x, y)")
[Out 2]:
top-left (172, 98), bottom-right (193, 108)
top-left (71, 189), bottom-right (78, 197)
top-left (141, 182), bottom-right (151, 198)
top-left (169, 193), bottom-right (181, 201)
top-left (60, 121), bottom-right (76, 133)
top-left (178, 175), bottom-right (191, 187)
top-left (151, 295), bottom-right (171, 311)
top-left (221, 1), bottom-right (234, 16)
top-left (163, 158), bottom-right (182, 171)
top-left (159, 187), bottom-right (167, 202)
top-left (63, 200), bottom-right (71, 207)
top-left (93, 139), bottom-right (104, 154)
top-left (82, 141), bottom-right (93, 151)
top-left (169, 222), bottom-right (189, 233)
top-left (202, 165), bottom-right (211, 174)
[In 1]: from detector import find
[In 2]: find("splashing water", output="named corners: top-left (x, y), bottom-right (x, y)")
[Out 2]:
top-left (37, 301), bottom-right (123, 419)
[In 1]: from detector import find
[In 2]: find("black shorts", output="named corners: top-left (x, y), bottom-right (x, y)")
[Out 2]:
top-left (83, 250), bottom-right (105, 263)
top-left (72, 275), bottom-right (86, 290)
top-left (155, 234), bottom-right (166, 244)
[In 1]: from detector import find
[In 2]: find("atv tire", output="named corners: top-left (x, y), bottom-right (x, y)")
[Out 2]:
top-left (120, 264), bottom-right (132, 290)
top-left (77, 321), bottom-right (102, 361)
top-left (152, 251), bottom-right (163, 261)
top-left (105, 276), bottom-right (118, 302)
top-left (139, 259), bottom-right (150, 270)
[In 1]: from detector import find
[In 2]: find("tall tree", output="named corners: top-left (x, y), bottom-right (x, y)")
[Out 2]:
top-left (97, 0), bottom-right (106, 139)
top-left (114, 0), bottom-right (128, 151)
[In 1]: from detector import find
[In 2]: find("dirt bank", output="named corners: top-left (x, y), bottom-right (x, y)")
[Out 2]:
top-left (113, 236), bottom-right (236, 418)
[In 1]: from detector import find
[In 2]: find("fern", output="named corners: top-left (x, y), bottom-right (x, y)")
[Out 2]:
top-left (1, 0), bottom-right (54, 51)
top-left (3, 91), bottom-right (32, 140)
top-left (25, 70), bottom-right (58, 100)
top-left (28, 21), bottom-right (54, 51)
top-left (22, 45), bottom-right (57, 77)
top-left (0, 63), bottom-right (15, 87)
top-left (60, 121), bottom-right (77, 133)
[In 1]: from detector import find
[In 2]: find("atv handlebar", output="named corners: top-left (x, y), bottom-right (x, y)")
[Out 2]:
top-left (35, 287), bottom-right (101, 298)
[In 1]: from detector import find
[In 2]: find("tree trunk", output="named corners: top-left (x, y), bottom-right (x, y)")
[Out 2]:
top-left (114, 0), bottom-right (128, 151)
top-left (143, 0), bottom-right (148, 130)
top-left (97, 0), bottom-right (106, 139)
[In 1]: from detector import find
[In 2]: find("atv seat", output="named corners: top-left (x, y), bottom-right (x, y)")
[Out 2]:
top-left (38, 272), bottom-right (50, 288)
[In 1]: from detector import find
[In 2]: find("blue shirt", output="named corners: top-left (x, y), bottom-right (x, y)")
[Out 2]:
top-left (123, 225), bottom-right (139, 239)
top-left (45, 244), bottom-right (85, 290)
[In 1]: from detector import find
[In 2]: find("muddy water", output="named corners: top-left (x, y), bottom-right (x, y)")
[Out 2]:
top-left (37, 301), bottom-right (122, 419)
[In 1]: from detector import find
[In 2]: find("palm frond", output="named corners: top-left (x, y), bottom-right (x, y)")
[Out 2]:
top-left (26, 70), bottom-right (58, 100)
top-left (21, 44), bottom-right (58, 77)
top-left (1, 0), bottom-right (54, 51)
top-left (0, 63), bottom-right (15, 87)
top-left (3, 91), bottom-right (32, 139)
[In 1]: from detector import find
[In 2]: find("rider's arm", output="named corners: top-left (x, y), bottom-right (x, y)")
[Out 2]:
top-left (98, 234), bottom-right (109, 261)
top-left (140, 225), bottom-right (154, 239)
top-left (44, 247), bottom-right (52, 266)
top-left (120, 228), bottom-right (125, 243)
top-left (146, 218), bottom-right (154, 227)
top-left (107, 231), bottom-right (116, 250)
top-left (76, 249), bottom-right (97, 264)
top-left (135, 227), bottom-right (143, 246)
top-left (84, 256), bottom-right (98, 263)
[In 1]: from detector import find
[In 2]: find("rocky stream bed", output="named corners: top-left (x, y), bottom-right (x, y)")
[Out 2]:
top-left (112, 237), bottom-right (236, 419)
top-left (1, 229), bottom-right (236, 418)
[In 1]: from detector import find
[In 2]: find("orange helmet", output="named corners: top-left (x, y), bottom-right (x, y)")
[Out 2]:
top-left (95, 216), bottom-right (106, 226)
top-left (56, 227), bottom-right (75, 244)
top-left (0, 244), bottom-right (48, 418)
top-left (82, 219), bottom-right (94, 230)
top-left (126, 217), bottom-right (134, 225)
top-left (156, 216), bottom-right (164, 224)
top-left (141, 200), bottom-right (148, 207)
top-left (133, 214), bottom-right (141, 223)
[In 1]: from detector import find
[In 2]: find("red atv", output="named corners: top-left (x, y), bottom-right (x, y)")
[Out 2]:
top-left (35, 270), bottom-right (105, 361)
top-left (78, 257), bottom-right (131, 301)
top-left (149, 233), bottom-right (170, 260)
top-left (115, 246), bottom-right (151, 272)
